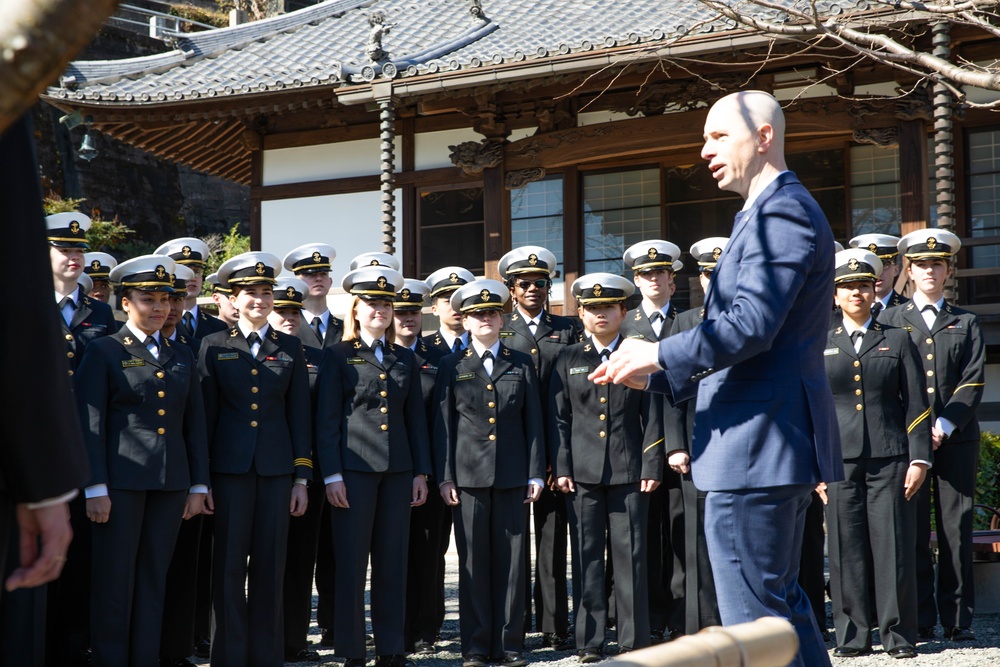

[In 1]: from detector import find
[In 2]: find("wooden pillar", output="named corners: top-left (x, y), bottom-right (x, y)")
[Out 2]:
top-left (247, 131), bottom-right (263, 250)
top-left (399, 116), bottom-right (416, 276)
top-left (560, 166), bottom-right (581, 316)
top-left (898, 118), bottom-right (928, 237)
top-left (482, 162), bottom-right (507, 280)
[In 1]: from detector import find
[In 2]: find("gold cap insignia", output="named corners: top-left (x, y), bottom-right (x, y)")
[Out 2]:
top-left (155, 265), bottom-right (167, 279)
top-left (313, 251), bottom-right (322, 262)
top-left (255, 262), bottom-right (265, 275)
top-left (868, 243), bottom-right (878, 253)
top-left (69, 220), bottom-right (81, 233)
top-left (182, 245), bottom-right (192, 257)
top-left (647, 247), bottom-right (657, 259)
top-left (926, 236), bottom-right (937, 249)
top-left (400, 288), bottom-right (411, 300)
top-left (592, 284), bottom-right (603, 297)
top-left (370, 259), bottom-right (379, 266)
top-left (848, 258), bottom-right (859, 271)
top-left (449, 272), bottom-right (459, 283)
top-left (170, 273), bottom-right (176, 283)
top-left (91, 259), bottom-right (101, 270)
top-left (528, 253), bottom-right (538, 265)
top-left (480, 289), bottom-right (491, 302)
top-left (376, 276), bottom-right (388, 289)
top-left (713, 247), bottom-right (722, 260)
top-left (286, 286), bottom-right (296, 299)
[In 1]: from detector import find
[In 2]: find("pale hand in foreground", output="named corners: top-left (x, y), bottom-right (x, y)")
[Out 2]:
top-left (587, 337), bottom-right (660, 389)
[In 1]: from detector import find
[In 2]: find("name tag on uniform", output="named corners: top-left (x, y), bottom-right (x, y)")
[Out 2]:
top-left (627, 334), bottom-right (645, 339)
top-left (394, 360), bottom-right (407, 367)
top-left (457, 372), bottom-right (476, 381)
top-left (499, 331), bottom-right (516, 338)
top-left (824, 348), bottom-right (838, 356)
top-left (570, 366), bottom-right (590, 375)
top-left (122, 359), bottom-right (145, 367)
top-left (217, 352), bottom-right (239, 360)
top-left (503, 368), bottom-right (523, 376)
top-left (347, 357), bottom-right (366, 365)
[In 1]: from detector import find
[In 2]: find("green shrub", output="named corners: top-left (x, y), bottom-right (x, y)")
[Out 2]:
top-left (976, 432), bottom-right (1000, 530)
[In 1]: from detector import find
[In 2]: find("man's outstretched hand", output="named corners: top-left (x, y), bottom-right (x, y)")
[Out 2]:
top-left (588, 337), bottom-right (660, 389)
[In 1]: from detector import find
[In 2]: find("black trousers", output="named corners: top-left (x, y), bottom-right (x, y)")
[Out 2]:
top-left (284, 479), bottom-right (326, 653)
top-left (211, 472), bottom-right (292, 667)
top-left (405, 484), bottom-right (449, 648)
top-left (46, 492), bottom-right (92, 666)
top-left (680, 476), bottom-right (719, 634)
top-left (456, 486), bottom-right (529, 658)
top-left (916, 440), bottom-right (979, 628)
top-left (529, 486), bottom-right (569, 635)
top-left (91, 489), bottom-right (186, 667)
top-left (798, 491), bottom-right (827, 635)
top-left (827, 456), bottom-right (916, 651)
top-left (161, 514), bottom-right (204, 659)
top-left (646, 470), bottom-right (685, 635)
top-left (332, 470), bottom-right (412, 659)
top-left (567, 482), bottom-right (650, 651)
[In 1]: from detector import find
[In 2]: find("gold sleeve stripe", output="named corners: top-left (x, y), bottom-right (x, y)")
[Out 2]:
top-left (293, 458), bottom-right (314, 468)
top-left (907, 407), bottom-right (932, 434)
top-left (643, 438), bottom-right (664, 453)
top-left (953, 382), bottom-right (985, 393)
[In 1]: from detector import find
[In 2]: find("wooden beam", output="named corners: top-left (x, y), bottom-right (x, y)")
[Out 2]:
top-left (898, 119), bottom-right (928, 235)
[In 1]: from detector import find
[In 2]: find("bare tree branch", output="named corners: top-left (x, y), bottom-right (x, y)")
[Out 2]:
top-left (0, 0), bottom-right (121, 134)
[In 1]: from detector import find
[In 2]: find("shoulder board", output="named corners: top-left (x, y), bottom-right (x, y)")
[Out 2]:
top-left (122, 358), bottom-right (145, 367)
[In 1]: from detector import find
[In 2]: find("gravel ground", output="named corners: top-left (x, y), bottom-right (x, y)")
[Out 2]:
top-left (191, 535), bottom-right (1000, 667)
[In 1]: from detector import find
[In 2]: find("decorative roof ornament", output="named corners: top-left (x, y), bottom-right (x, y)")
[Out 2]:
top-left (449, 139), bottom-right (504, 176)
top-left (366, 11), bottom-right (392, 63)
top-left (469, 0), bottom-right (486, 21)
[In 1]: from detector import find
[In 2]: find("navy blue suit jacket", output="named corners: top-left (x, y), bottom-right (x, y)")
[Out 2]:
top-left (650, 171), bottom-right (842, 492)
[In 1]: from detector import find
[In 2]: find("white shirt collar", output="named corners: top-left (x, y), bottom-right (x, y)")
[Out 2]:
top-left (302, 308), bottom-right (328, 323)
top-left (911, 292), bottom-right (945, 312)
top-left (237, 321), bottom-right (270, 340)
top-left (841, 316), bottom-right (872, 335)
top-left (185, 303), bottom-right (199, 318)
top-left (55, 286), bottom-right (82, 303)
top-left (517, 306), bottom-right (544, 325)
top-left (470, 338), bottom-right (501, 359)
top-left (591, 335), bottom-right (621, 355)
top-left (125, 321), bottom-right (159, 344)
top-left (878, 292), bottom-right (892, 308)
top-left (642, 300), bottom-right (671, 319)
top-left (742, 169), bottom-right (788, 212)
top-left (359, 330), bottom-right (386, 350)
top-left (438, 329), bottom-right (468, 348)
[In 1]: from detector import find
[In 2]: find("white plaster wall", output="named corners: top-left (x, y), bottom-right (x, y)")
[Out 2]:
top-left (578, 110), bottom-right (633, 126)
top-left (262, 138), bottom-right (385, 185)
top-left (414, 128), bottom-right (482, 170)
top-left (261, 190), bottom-right (400, 318)
top-left (773, 83), bottom-right (838, 101)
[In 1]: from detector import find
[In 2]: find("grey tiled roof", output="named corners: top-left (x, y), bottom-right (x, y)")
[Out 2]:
top-left (47, 0), bottom-right (864, 105)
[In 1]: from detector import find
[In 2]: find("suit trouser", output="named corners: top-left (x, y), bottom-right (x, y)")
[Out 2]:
top-left (315, 502), bottom-right (336, 634)
top-left (91, 488), bottom-right (186, 667)
top-left (680, 477), bottom-right (719, 634)
top-left (567, 482), bottom-right (650, 651)
top-left (529, 486), bottom-right (569, 634)
top-left (827, 456), bottom-right (916, 651)
top-left (405, 484), bottom-right (449, 648)
top-left (332, 470), bottom-right (412, 659)
top-left (161, 513), bottom-right (204, 659)
top-left (798, 491), bottom-right (828, 633)
top-left (46, 492), bottom-right (91, 665)
top-left (456, 486), bottom-right (529, 658)
top-left (705, 485), bottom-right (831, 667)
top-left (211, 471), bottom-right (291, 667)
top-left (283, 479), bottom-right (326, 652)
top-left (916, 440), bottom-right (978, 628)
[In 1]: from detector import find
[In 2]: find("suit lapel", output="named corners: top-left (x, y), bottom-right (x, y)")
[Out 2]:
top-left (931, 302), bottom-right (959, 336)
top-left (258, 329), bottom-right (280, 362)
top-left (830, 325), bottom-right (857, 358)
top-left (116, 328), bottom-right (161, 367)
top-left (901, 302), bottom-right (931, 335)
top-left (382, 343), bottom-right (398, 372)
top-left (533, 312), bottom-right (553, 341)
top-left (490, 345), bottom-right (513, 381)
top-left (70, 294), bottom-right (93, 330)
top-left (460, 347), bottom-right (491, 384)
top-left (630, 308), bottom-right (657, 342)
top-left (225, 327), bottom-right (254, 361)
top-left (857, 323), bottom-right (885, 358)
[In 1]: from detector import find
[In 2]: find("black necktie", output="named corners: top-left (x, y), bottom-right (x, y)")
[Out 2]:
top-left (600, 348), bottom-right (611, 362)
top-left (311, 316), bottom-right (322, 340)
top-left (850, 330), bottom-right (863, 346)
top-left (247, 332), bottom-right (260, 347)
top-left (452, 338), bottom-right (463, 353)
top-left (145, 335), bottom-right (159, 356)
top-left (59, 296), bottom-right (75, 310)
top-left (922, 304), bottom-right (938, 316)
top-left (482, 350), bottom-right (494, 361)
top-left (870, 302), bottom-right (883, 318)
top-left (182, 311), bottom-right (194, 335)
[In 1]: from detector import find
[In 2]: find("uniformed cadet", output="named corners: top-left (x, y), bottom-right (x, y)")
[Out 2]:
top-left (620, 239), bottom-right (684, 641)
top-left (423, 266), bottom-right (476, 353)
top-left (351, 252), bottom-right (401, 271)
top-left (283, 243), bottom-right (344, 349)
top-left (496, 246), bottom-right (578, 649)
top-left (434, 279), bottom-right (545, 667)
top-left (850, 233), bottom-right (909, 316)
top-left (665, 237), bottom-right (726, 634)
top-left (315, 266), bottom-right (431, 667)
top-left (264, 275), bottom-right (327, 663)
top-left (207, 272), bottom-right (239, 328)
top-left (550, 273), bottom-right (663, 662)
top-left (394, 279), bottom-right (450, 655)
top-left (158, 263), bottom-right (208, 667)
top-left (77, 255), bottom-right (210, 667)
top-left (83, 251), bottom-right (117, 303)
top-left (78, 272), bottom-right (94, 301)
top-left (198, 251), bottom-right (312, 667)
top-left (46, 210), bottom-right (117, 666)
top-left (156, 237), bottom-right (226, 341)
top-left (881, 229), bottom-right (985, 643)
top-left (823, 248), bottom-right (931, 659)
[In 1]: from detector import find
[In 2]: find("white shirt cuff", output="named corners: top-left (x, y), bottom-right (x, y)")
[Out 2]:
top-left (84, 484), bottom-right (109, 499)
top-left (24, 489), bottom-right (78, 510)
top-left (935, 417), bottom-right (956, 438)
top-left (324, 473), bottom-right (344, 485)
top-left (189, 485), bottom-right (208, 494)
top-left (529, 478), bottom-right (544, 488)
top-left (294, 478), bottom-right (308, 486)
top-left (910, 459), bottom-right (932, 469)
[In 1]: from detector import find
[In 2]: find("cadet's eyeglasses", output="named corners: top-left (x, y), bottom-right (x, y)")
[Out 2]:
top-left (517, 279), bottom-right (549, 290)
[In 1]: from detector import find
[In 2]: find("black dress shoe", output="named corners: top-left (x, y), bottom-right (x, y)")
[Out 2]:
top-left (917, 626), bottom-right (936, 640)
top-left (832, 646), bottom-right (869, 657)
top-left (463, 655), bottom-right (487, 667)
top-left (496, 652), bottom-right (527, 667)
top-left (887, 646), bottom-right (917, 659)
top-left (193, 636), bottom-right (211, 659)
top-left (542, 633), bottom-right (574, 651)
top-left (376, 655), bottom-right (416, 667)
top-left (345, 659), bottom-right (367, 667)
top-left (413, 640), bottom-right (437, 655)
top-left (944, 626), bottom-right (975, 641)
top-left (160, 659), bottom-right (197, 667)
top-left (285, 647), bottom-right (322, 662)
top-left (649, 629), bottom-right (666, 644)
top-left (578, 648), bottom-right (602, 664)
